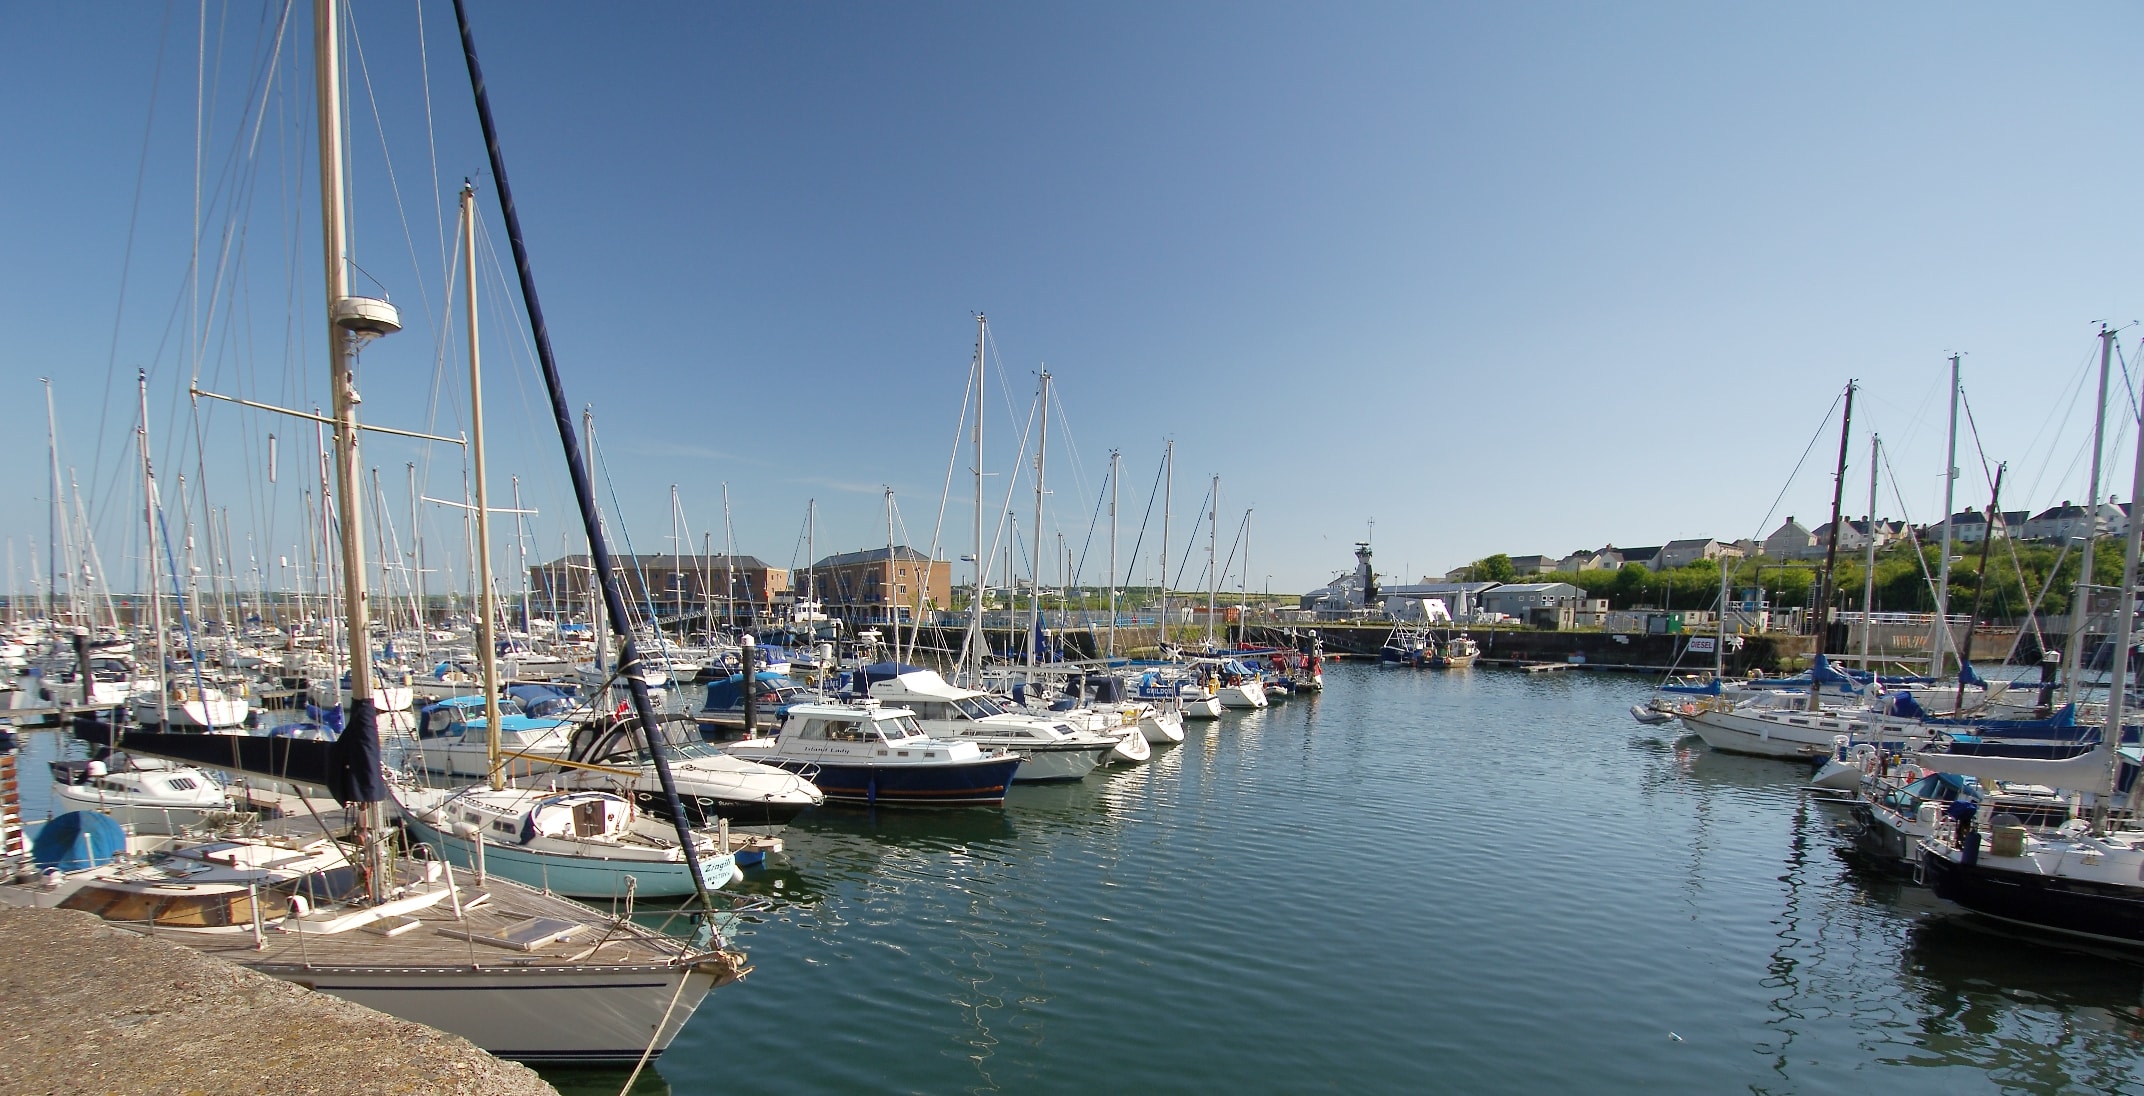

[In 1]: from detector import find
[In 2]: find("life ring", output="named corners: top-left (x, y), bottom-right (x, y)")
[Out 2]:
top-left (1896, 765), bottom-right (1924, 783)
top-left (1680, 702), bottom-right (1697, 716)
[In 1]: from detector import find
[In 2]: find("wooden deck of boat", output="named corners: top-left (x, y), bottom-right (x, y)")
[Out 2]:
top-left (127, 874), bottom-right (724, 973)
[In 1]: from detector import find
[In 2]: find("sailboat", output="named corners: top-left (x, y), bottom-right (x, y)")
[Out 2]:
top-left (393, 182), bottom-right (736, 900)
top-left (83, 0), bottom-right (748, 1060)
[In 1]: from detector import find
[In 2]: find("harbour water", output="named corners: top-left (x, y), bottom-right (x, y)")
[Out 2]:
top-left (586, 664), bottom-right (2144, 1094)
top-left (22, 665), bottom-right (2144, 1092)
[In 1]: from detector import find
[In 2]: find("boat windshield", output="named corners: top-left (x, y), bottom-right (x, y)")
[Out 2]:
top-left (955, 696), bottom-right (1003, 719)
top-left (875, 716), bottom-right (926, 741)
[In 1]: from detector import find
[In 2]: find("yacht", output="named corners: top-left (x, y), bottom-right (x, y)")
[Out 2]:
top-left (407, 695), bottom-right (575, 780)
top-left (554, 713), bottom-right (825, 829)
top-left (48, 755), bottom-right (230, 833)
top-left (725, 701), bottom-right (1024, 806)
top-left (867, 670), bottom-right (1118, 782)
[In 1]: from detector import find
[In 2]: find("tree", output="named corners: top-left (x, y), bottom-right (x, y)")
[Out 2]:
top-left (1473, 553), bottom-right (1516, 582)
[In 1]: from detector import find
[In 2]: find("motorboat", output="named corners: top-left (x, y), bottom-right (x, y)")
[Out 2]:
top-left (1431, 635), bottom-right (1480, 669)
top-left (48, 755), bottom-right (230, 833)
top-left (725, 700), bottom-right (1024, 806)
top-left (554, 713), bottom-right (824, 829)
top-left (867, 669), bottom-right (1118, 782)
top-left (395, 783), bottom-right (738, 900)
top-left (406, 695), bottom-right (574, 780)
top-left (691, 670), bottom-right (814, 740)
top-left (1132, 669), bottom-right (1224, 719)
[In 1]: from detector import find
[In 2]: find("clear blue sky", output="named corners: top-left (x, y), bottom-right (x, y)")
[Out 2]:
top-left (3, 2), bottom-right (2140, 603)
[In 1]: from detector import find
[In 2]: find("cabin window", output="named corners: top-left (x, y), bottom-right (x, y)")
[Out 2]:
top-left (827, 721), bottom-right (866, 742)
top-left (493, 821), bottom-right (516, 835)
top-left (794, 719), bottom-right (828, 741)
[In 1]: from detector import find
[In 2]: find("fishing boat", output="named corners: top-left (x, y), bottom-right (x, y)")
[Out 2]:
top-left (1379, 623), bottom-right (1433, 667)
top-left (1430, 634), bottom-right (1480, 668)
top-left (724, 700), bottom-right (1024, 806)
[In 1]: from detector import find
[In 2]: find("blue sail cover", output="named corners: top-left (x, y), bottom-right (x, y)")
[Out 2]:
top-left (1959, 661), bottom-right (1986, 688)
top-left (702, 671), bottom-right (793, 711)
top-left (1809, 654), bottom-right (1862, 693)
top-left (30, 810), bottom-right (127, 871)
top-left (1659, 680), bottom-right (1725, 696)
top-left (326, 698), bottom-right (388, 805)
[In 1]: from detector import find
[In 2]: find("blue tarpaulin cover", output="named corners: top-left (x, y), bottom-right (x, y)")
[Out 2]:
top-left (31, 810), bottom-right (127, 872)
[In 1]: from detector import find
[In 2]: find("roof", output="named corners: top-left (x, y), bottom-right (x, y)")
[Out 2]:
top-left (1482, 582), bottom-right (1584, 596)
top-left (535, 553), bottom-right (772, 571)
top-left (1621, 545), bottom-right (1662, 561)
top-left (811, 546), bottom-right (939, 569)
top-left (1662, 538), bottom-right (1718, 551)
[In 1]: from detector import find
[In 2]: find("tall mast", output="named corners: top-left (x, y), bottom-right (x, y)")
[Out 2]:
top-left (1859, 434), bottom-right (1881, 668)
top-left (806, 498), bottom-right (817, 614)
top-left (670, 484), bottom-right (683, 640)
top-left (1107, 449), bottom-right (1119, 658)
top-left (1932, 354), bottom-right (1961, 675)
top-left (316, 0), bottom-right (383, 712)
top-left (1953, 464), bottom-right (2004, 714)
top-left (408, 461), bottom-right (424, 646)
top-left (1028, 370), bottom-right (1049, 670)
top-left (963, 314), bottom-right (987, 678)
top-left (722, 482), bottom-right (736, 631)
top-left (138, 371), bottom-right (167, 724)
top-left (1207, 474), bottom-right (1220, 648)
top-left (584, 406), bottom-right (603, 675)
top-left (512, 476), bottom-right (529, 633)
top-left (2111, 385), bottom-right (2144, 813)
top-left (44, 379), bottom-right (64, 623)
top-left (1808, 380), bottom-right (1854, 712)
top-left (458, 183), bottom-right (506, 791)
top-left (1241, 508), bottom-right (1252, 648)
top-left (885, 486), bottom-right (900, 658)
top-left (2067, 325), bottom-right (2116, 704)
top-left (1160, 440), bottom-right (1173, 653)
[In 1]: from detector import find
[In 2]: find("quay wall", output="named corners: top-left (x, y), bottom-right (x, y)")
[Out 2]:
top-left (0, 905), bottom-right (559, 1096)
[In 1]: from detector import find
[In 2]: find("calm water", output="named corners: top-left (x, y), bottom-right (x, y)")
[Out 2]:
top-left (24, 666), bottom-right (2144, 1093)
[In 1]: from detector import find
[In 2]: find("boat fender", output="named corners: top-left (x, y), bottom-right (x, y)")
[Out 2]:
top-left (1680, 702), bottom-right (1697, 716)
top-left (730, 866), bottom-right (746, 886)
top-left (1896, 766), bottom-right (1923, 783)
top-left (288, 895), bottom-right (311, 918)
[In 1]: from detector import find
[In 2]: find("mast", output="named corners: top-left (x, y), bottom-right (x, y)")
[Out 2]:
top-left (1160, 440), bottom-right (1173, 653)
top-left (1207, 474), bottom-right (1219, 649)
top-left (1953, 464), bottom-right (2004, 715)
top-left (670, 484), bottom-right (683, 641)
top-left (1932, 355), bottom-right (1961, 675)
top-left (722, 482), bottom-right (736, 631)
top-left (805, 498), bottom-right (817, 619)
top-left (885, 486), bottom-right (899, 658)
top-left (1028, 370), bottom-right (1049, 670)
top-left (585, 406), bottom-right (604, 675)
top-left (408, 461), bottom-right (424, 646)
top-left (1859, 434), bottom-right (1881, 668)
top-left (458, 183), bottom-right (506, 791)
top-left (2112, 389), bottom-right (2144, 813)
top-left (1107, 449), bottom-right (1119, 658)
top-left (962, 314), bottom-right (986, 679)
top-left (138, 371), bottom-right (167, 725)
top-left (1808, 380), bottom-right (1854, 712)
top-left (44, 379), bottom-right (65, 623)
top-left (2067, 325), bottom-right (2116, 704)
top-left (1241, 507), bottom-right (1252, 649)
top-left (316, 0), bottom-right (381, 714)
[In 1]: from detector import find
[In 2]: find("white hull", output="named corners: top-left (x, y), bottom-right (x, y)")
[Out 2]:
top-left (129, 694), bottom-right (250, 729)
top-left (1178, 697), bottom-right (1224, 719)
top-left (1217, 681), bottom-right (1268, 709)
top-left (255, 961), bottom-right (725, 1064)
top-left (47, 789), bottom-right (227, 834)
top-left (1008, 743), bottom-right (1110, 782)
top-left (410, 741), bottom-right (573, 780)
top-left (1107, 729), bottom-right (1151, 764)
top-left (1138, 710), bottom-right (1185, 744)
top-left (1680, 706), bottom-right (1933, 761)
